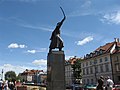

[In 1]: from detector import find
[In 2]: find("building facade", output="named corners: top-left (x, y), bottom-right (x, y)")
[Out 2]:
top-left (18, 69), bottom-right (46, 84)
top-left (65, 62), bottom-right (73, 87)
top-left (65, 56), bottom-right (82, 87)
top-left (111, 44), bottom-right (120, 84)
top-left (81, 38), bottom-right (120, 85)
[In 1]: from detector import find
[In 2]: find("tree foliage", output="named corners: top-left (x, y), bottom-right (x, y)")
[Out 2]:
top-left (5, 71), bottom-right (16, 81)
top-left (72, 58), bottom-right (82, 83)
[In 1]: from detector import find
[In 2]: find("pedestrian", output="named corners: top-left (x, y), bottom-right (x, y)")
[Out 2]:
top-left (106, 76), bottom-right (114, 90)
top-left (96, 76), bottom-right (104, 90)
top-left (0, 79), bottom-right (3, 90)
top-left (8, 81), bottom-right (14, 90)
top-left (4, 80), bottom-right (8, 90)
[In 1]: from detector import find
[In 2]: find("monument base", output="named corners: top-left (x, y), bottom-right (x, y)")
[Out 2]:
top-left (47, 51), bottom-right (65, 90)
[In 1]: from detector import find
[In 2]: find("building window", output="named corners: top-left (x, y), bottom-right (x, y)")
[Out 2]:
top-left (82, 63), bottom-right (84, 67)
top-left (95, 51), bottom-right (98, 55)
top-left (86, 68), bottom-right (89, 74)
top-left (105, 57), bottom-right (108, 61)
top-left (87, 79), bottom-right (89, 84)
top-left (83, 68), bottom-right (85, 75)
top-left (118, 76), bottom-right (120, 81)
top-left (115, 64), bottom-right (120, 72)
top-left (100, 49), bottom-right (103, 54)
top-left (83, 79), bottom-right (86, 84)
top-left (90, 53), bottom-right (93, 57)
top-left (116, 56), bottom-right (119, 61)
top-left (99, 58), bottom-right (102, 63)
top-left (100, 65), bottom-right (103, 72)
top-left (95, 66), bottom-right (98, 73)
top-left (105, 64), bottom-right (109, 72)
top-left (91, 79), bottom-right (94, 84)
top-left (94, 60), bottom-right (97, 64)
top-left (90, 67), bottom-right (93, 74)
top-left (86, 62), bottom-right (88, 66)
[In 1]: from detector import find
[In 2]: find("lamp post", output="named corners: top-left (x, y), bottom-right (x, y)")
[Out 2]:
top-left (1, 69), bottom-right (3, 80)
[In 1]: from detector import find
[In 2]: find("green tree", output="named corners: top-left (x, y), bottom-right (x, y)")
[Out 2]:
top-left (72, 58), bottom-right (82, 84)
top-left (5, 71), bottom-right (16, 81)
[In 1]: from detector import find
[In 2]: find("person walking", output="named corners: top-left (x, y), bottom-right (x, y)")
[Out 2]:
top-left (106, 76), bottom-right (114, 90)
top-left (0, 79), bottom-right (3, 90)
top-left (96, 76), bottom-right (104, 90)
top-left (4, 80), bottom-right (8, 90)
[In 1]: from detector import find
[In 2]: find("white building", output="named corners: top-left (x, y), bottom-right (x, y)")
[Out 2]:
top-left (65, 61), bottom-right (73, 87)
top-left (81, 38), bottom-right (120, 85)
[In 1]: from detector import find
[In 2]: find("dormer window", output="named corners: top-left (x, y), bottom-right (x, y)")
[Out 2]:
top-left (95, 51), bottom-right (98, 55)
top-left (90, 53), bottom-right (93, 57)
top-left (86, 54), bottom-right (89, 58)
top-left (100, 49), bottom-right (103, 54)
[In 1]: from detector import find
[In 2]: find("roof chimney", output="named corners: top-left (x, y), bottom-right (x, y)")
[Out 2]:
top-left (114, 38), bottom-right (119, 42)
top-left (114, 38), bottom-right (119, 51)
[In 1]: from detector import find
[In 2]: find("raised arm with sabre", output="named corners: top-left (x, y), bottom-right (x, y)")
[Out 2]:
top-left (49, 7), bottom-right (66, 52)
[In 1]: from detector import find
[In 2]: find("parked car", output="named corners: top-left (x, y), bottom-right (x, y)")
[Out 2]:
top-left (24, 82), bottom-right (34, 85)
top-left (71, 84), bottom-right (84, 90)
top-left (84, 84), bottom-right (97, 90)
top-left (113, 84), bottom-right (120, 90)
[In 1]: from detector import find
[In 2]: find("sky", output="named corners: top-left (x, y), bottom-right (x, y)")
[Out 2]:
top-left (0, 0), bottom-right (120, 76)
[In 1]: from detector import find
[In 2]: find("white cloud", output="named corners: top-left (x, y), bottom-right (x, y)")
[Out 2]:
top-left (32, 59), bottom-right (47, 71)
top-left (0, 62), bottom-right (47, 77)
top-left (0, 17), bottom-right (53, 32)
top-left (0, 64), bottom-right (28, 76)
top-left (76, 36), bottom-right (93, 45)
top-left (32, 59), bottom-right (47, 66)
top-left (65, 55), bottom-right (74, 60)
top-left (27, 48), bottom-right (47, 54)
top-left (27, 50), bottom-right (36, 54)
top-left (19, 23), bottom-right (53, 32)
top-left (101, 11), bottom-right (120, 24)
top-left (1, 0), bottom-right (39, 2)
top-left (81, 0), bottom-right (92, 8)
top-left (68, 0), bottom-right (92, 17)
top-left (8, 43), bottom-right (27, 49)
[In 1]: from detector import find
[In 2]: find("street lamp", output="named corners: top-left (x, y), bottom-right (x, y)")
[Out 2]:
top-left (1, 69), bottom-right (3, 80)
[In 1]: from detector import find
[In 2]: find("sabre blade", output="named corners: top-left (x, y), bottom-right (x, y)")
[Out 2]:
top-left (60, 7), bottom-right (66, 18)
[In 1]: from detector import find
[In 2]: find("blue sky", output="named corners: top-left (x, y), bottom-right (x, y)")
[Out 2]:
top-left (0, 0), bottom-right (120, 75)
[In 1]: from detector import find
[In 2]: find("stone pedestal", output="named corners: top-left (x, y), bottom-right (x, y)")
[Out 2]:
top-left (47, 51), bottom-right (65, 90)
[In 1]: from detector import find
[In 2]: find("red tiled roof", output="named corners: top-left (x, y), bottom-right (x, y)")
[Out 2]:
top-left (20, 69), bottom-right (43, 75)
top-left (84, 40), bottom-right (120, 59)
top-left (66, 57), bottom-right (82, 65)
top-left (95, 42), bottom-right (114, 53)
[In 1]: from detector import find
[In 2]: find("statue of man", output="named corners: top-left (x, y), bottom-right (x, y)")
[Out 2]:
top-left (49, 7), bottom-right (66, 52)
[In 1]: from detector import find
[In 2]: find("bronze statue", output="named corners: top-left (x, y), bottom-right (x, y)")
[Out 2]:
top-left (49, 7), bottom-right (66, 52)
